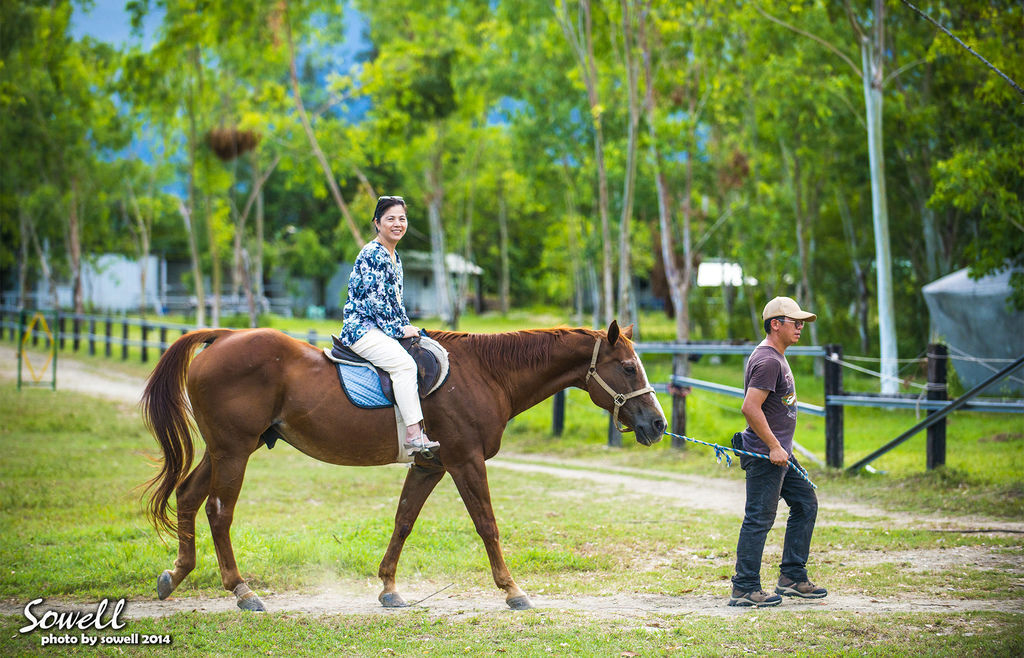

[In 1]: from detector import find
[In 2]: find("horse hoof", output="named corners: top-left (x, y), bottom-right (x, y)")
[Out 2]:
top-left (506, 595), bottom-right (533, 610)
top-left (236, 592), bottom-right (266, 612)
top-left (156, 570), bottom-right (174, 600)
top-left (379, 592), bottom-right (408, 608)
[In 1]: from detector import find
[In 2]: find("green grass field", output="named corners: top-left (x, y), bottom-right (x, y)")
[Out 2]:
top-left (0, 380), bottom-right (1022, 655)
top-left (1, 309), bottom-right (1021, 655)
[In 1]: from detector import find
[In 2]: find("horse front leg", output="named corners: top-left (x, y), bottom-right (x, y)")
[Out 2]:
top-left (157, 451), bottom-right (211, 600)
top-left (447, 458), bottom-right (532, 610)
top-left (378, 462), bottom-right (446, 607)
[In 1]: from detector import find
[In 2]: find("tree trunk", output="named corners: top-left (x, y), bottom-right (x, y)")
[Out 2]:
top-left (28, 221), bottom-right (57, 310)
top-left (250, 154), bottom-right (262, 327)
top-left (860, 18), bottom-right (898, 393)
top-left (206, 193), bottom-right (221, 327)
top-left (67, 177), bottom-right (84, 314)
top-left (595, 120), bottom-right (614, 325)
top-left (498, 184), bottom-right (510, 315)
top-left (178, 201), bottom-right (205, 328)
top-left (616, 0), bottom-right (641, 330)
top-left (560, 155), bottom-right (585, 325)
top-left (454, 138), bottom-right (482, 328)
top-left (255, 163), bottom-right (265, 317)
top-left (17, 207), bottom-right (29, 309)
top-left (570, 204), bottom-right (584, 325)
top-left (425, 144), bottom-right (454, 325)
top-left (779, 139), bottom-right (820, 351)
top-left (639, 3), bottom-right (686, 346)
top-left (679, 150), bottom-right (694, 345)
top-left (553, 0), bottom-right (614, 325)
top-left (586, 261), bottom-right (600, 329)
top-left (126, 184), bottom-right (151, 319)
top-left (836, 189), bottom-right (870, 353)
top-left (284, 2), bottom-right (363, 245)
top-left (186, 46), bottom-right (206, 328)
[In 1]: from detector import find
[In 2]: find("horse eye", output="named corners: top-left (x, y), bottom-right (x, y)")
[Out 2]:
top-left (624, 364), bottom-right (637, 376)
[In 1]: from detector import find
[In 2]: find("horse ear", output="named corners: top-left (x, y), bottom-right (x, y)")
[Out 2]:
top-left (623, 324), bottom-right (634, 340)
top-left (607, 320), bottom-right (620, 347)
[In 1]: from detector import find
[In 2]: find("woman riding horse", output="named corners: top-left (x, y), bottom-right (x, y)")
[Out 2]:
top-left (340, 195), bottom-right (438, 455)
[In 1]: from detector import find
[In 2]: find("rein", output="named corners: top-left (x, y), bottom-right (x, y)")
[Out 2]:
top-left (663, 430), bottom-right (818, 489)
top-left (585, 338), bottom-right (655, 433)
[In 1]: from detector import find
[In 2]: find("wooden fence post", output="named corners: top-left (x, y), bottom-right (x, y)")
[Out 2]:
top-left (105, 318), bottom-right (112, 357)
top-left (307, 330), bottom-right (318, 346)
top-left (607, 414), bottom-right (622, 447)
top-left (141, 323), bottom-right (150, 363)
top-left (670, 355), bottom-right (687, 449)
top-left (160, 326), bottom-right (168, 355)
top-left (73, 316), bottom-right (81, 352)
top-left (552, 389), bottom-right (565, 436)
top-left (88, 318), bottom-right (95, 356)
top-left (122, 321), bottom-right (129, 360)
top-left (824, 344), bottom-right (844, 469)
top-left (926, 343), bottom-right (948, 470)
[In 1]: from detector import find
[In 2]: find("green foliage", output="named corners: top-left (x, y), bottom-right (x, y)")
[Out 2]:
top-left (280, 227), bottom-right (338, 280)
top-left (3, 0), bottom-right (1022, 355)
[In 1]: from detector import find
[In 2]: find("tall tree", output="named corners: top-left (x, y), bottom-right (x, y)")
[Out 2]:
top-left (552, 0), bottom-right (615, 325)
top-left (756, 0), bottom-right (899, 391)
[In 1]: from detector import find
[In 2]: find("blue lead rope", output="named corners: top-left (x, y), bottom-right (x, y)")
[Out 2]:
top-left (663, 431), bottom-right (818, 490)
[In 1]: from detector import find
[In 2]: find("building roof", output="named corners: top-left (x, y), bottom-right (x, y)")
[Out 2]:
top-left (401, 250), bottom-right (484, 276)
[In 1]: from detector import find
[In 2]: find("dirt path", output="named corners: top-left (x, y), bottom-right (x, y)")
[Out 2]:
top-left (2, 586), bottom-right (1019, 622)
top-left (0, 344), bottom-right (144, 404)
top-left (2, 344), bottom-right (1021, 619)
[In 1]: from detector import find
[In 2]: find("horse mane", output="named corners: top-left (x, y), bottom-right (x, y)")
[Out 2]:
top-left (429, 327), bottom-right (599, 374)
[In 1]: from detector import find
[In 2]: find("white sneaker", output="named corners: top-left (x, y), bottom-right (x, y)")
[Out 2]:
top-left (404, 433), bottom-right (440, 455)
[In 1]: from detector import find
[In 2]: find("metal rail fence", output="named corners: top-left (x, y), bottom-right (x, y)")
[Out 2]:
top-left (6, 307), bottom-right (1020, 471)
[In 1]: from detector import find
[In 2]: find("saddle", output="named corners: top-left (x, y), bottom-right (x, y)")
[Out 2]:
top-left (324, 334), bottom-right (449, 408)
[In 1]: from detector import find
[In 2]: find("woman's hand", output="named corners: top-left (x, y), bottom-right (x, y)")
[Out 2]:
top-left (401, 324), bottom-right (421, 338)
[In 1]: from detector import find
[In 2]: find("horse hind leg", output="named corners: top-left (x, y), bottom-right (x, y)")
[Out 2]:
top-left (157, 451), bottom-right (211, 600)
top-left (204, 446), bottom-right (266, 612)
top-left (378, 463), bottom-right (446, 607)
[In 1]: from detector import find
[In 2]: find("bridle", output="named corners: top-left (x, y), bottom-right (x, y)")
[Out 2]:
top-left (585, 337), bottom-right (655, 433)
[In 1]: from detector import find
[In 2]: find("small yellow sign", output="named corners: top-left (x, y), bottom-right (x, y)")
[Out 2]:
top-left (20, 312), bottom-right (55, 383)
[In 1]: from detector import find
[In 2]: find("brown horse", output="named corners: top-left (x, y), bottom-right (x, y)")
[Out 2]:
top-left (142, 320), bottom-right (666, 612)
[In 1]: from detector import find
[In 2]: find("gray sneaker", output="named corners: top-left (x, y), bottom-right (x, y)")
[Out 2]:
top-left (404, 433), bottom-right (440, 456)
top-left (728, 588), bottom-right (782, 607)
top-left (775, 578), bottom-right (827, 599)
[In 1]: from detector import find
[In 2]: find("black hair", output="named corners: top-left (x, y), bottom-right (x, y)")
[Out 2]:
top-left (373, 196), bottom-right (406, 222)
top-left (764, 316), bottom-right (784, 335)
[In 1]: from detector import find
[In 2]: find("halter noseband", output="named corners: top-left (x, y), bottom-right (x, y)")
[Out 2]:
top-left (585, 337), bottom-right (655, 433)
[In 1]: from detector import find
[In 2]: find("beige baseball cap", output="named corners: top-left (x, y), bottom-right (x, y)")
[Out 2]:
top-left (762, 296), bottom-right (816, 322)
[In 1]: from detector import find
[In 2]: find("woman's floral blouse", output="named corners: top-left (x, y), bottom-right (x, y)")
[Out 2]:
top-left (339, 241), bottom-right (411, 345)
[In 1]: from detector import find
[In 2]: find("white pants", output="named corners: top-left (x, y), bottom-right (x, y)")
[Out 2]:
top-left (350, 328), bottom-right (423, 426)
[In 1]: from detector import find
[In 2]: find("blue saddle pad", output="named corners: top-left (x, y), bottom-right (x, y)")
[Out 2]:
top-left (336, 363), bottom-right (393, 409)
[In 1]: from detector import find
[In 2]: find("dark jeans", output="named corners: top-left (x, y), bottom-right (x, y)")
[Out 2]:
top-left (731, 447), bottom-right (818, 592)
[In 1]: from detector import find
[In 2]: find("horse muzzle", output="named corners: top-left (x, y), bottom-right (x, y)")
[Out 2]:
top-left (633, 410), bottom-right (667, 446)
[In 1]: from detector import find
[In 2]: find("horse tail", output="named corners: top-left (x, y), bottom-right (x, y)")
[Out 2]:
top-left (141, 329), bottom-right (232, 537)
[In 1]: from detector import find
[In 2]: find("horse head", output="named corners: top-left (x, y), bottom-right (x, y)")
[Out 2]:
top-left (584, 320), bottom-right (668, 446)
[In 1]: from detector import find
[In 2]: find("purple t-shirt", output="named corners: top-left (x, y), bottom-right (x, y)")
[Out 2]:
top-left (740, 344), bottom-right (798, 456)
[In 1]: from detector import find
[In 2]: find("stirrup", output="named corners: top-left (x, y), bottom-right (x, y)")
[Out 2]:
top-left (404, 433), bottom-right (440, 455)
